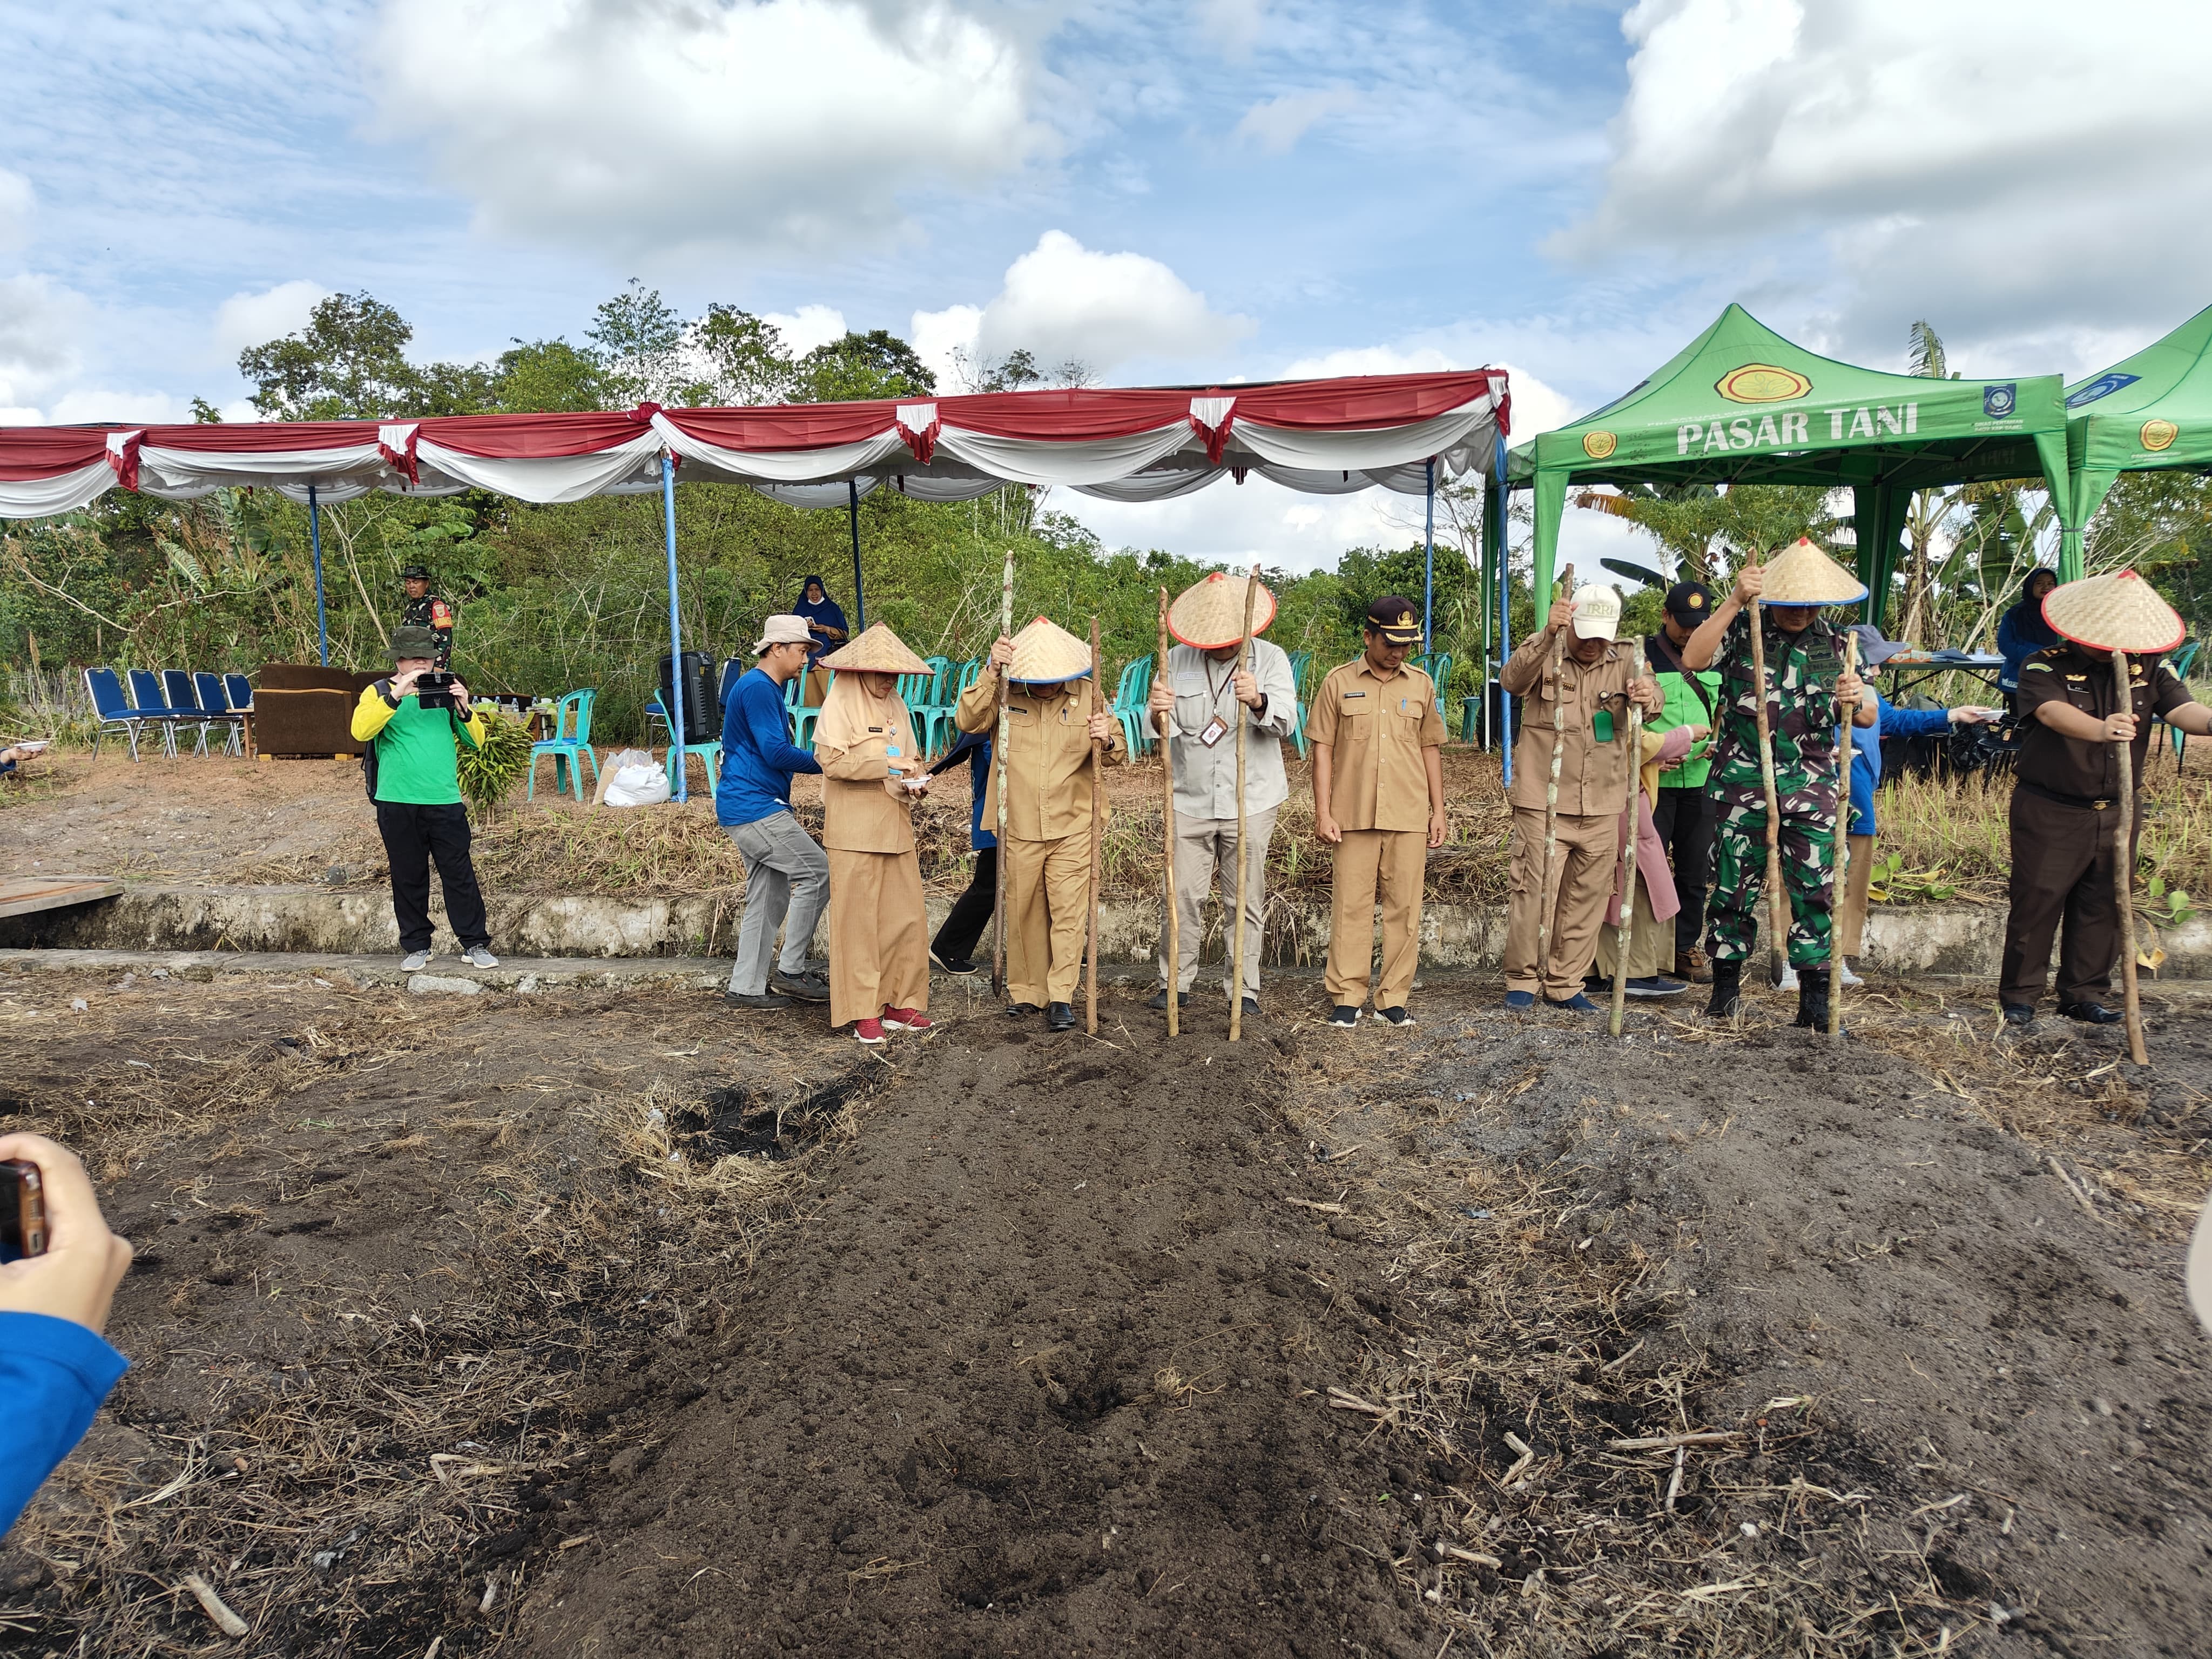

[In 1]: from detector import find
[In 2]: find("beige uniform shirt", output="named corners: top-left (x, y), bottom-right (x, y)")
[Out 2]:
top-left (1305, 658), bottom-right (1445, 832)
top-left (955, 672), bottom-right (1124, 840)
top-left (1500, 630), bottom-right (1635, 816)
top-left (1160, 638), bottom-right (1299, 821)
top-left (818, 705), bottom-right (918, 854)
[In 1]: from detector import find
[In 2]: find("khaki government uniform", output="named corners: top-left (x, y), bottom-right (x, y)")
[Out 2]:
top-left (818, 699), bottom-right (929, 1027)
top-left (956, 672), bottom-right (1124, 1006)
top-left (1499, 631), bottom-right (1636, 1000)
top-left (1307, 658), bottom-right (1445, 1009)
top-left (1157, 638), bottom-right (1300, 999)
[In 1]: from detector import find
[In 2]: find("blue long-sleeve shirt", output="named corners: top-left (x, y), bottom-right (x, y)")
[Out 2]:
top-left (714, 667), bottom-right (821, 827)
top-left (2, 1312), bottom-right (128, 1535)
top-left (930, 730), bottom-right (995, 850)
top-left (1997, 602), bottom-right (2059, 692)
top-left (1849, 692), bottom-right (1952, 837)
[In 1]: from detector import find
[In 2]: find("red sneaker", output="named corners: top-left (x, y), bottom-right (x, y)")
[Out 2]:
top-left (882, 1007), bottom-right (933, 1032)
top-left (853, 1017), bottom-right (886, 1045)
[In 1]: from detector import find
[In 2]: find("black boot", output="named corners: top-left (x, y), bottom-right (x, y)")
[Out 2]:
top-left (1705, 960), bottom-right (1742, 1019)
top-left (1794, 967), bottom-right (1831, 1029)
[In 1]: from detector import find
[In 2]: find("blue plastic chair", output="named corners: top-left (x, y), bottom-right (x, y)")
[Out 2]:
top-left (925, 658), bottom-right (982, 756)
top-left (1109, 655), bottom-right (1154, 756)
top-left (85, 667), bottom-right (163, 761)
top-left (1286, 650), bottom-right (1313, 759)
top-left (530, 690), bottom-right (600, 801)
top-left (193, 672), bottom-right (245, 756)
top-left (786, 671), bottom-right (825, 752)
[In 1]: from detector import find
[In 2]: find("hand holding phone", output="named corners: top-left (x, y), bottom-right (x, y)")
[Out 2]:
top-left (0, 1135), bottom-right (133, 1336)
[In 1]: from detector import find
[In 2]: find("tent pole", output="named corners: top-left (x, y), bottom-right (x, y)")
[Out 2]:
top-left (661, 454), bottom-right (688, 805)
top-left (1422, 457), bottom-right (1435, 653)
top-left (847, 478), bottom-right (866, 632)
top-left (1497, 439), bottom-right (1514, 787)
top-left (308, 482), bottom-right (329, 667)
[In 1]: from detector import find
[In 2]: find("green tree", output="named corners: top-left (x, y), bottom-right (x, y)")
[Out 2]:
top-left (237, 291), bottom-right (422, 420)
top-left (495, 339), bottom-right (615, 413)
top-left (690, 306), bottom-right (794, 406)
top-left (589, 279), bottom-right (687, 406)
top-left (791, 329), bottom-right (936, 402)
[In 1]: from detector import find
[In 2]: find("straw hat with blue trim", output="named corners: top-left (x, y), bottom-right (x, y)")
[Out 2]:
top-left (1007, 616), bottom-right (1094, 685)
top-left (820, 622), bottom-right (928, 675)
top-left (1757, 537), bottom-right (1867, 606)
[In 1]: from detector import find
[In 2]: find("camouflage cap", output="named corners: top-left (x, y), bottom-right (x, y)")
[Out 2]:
top-left (391, 625), bottom-right (441, 661)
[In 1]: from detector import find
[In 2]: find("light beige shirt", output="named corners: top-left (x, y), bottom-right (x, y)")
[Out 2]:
top-left (1305, 658), bottom-right (1445, 833)
top-left (954, 672), bottom-right (1124, 841)
top-left (1159, 638), bottom-right (1298, 821)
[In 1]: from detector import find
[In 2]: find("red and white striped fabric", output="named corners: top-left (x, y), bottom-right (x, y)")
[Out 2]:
top-left (0, 372), bottom-right (1508, 518)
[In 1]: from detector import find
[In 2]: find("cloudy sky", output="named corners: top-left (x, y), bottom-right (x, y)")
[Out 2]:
top-left (2, 0), bottom-right (2206, 568)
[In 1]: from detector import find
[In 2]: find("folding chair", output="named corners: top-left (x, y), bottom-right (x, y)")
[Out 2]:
top-left (193, 672), bottom-right (246, 756)
top-left (85, 668), bottom-right (159, 761)
top-left (125, 670), bottom-right (188, 758)
top-left (161, 669), bottom-right (216, 757)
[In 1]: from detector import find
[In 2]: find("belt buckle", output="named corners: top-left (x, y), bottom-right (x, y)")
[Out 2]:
top-left (2091, 798), bottom-right (2112, 811)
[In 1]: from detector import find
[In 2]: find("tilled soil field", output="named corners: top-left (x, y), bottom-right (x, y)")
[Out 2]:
top-left (2, 964), bottom-right (2208, 1657)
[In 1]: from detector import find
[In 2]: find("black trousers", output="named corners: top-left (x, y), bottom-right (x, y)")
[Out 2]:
top-left (931, 847), bottom-right (997, 963)
top-left (2000, 788), bottom-right (2137, 1009)
top-left (376, 800), bottom-right (489, 952)
top-left (1652, 784), bottom-right (1718, 956)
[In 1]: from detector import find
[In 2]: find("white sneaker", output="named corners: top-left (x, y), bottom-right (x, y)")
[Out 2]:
top-left (1838, 959), bottom-right (1863, 988)
top-left (400, 949), bottom-right (431, 972)
top-left (1777, 965), bottom-right (1799, 992)
top-left (462, 945), bottom-right (500, 969)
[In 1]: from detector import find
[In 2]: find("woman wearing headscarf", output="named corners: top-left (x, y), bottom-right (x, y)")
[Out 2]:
top-left (814, 623), bottom-right (934, 1044)
top-left (1996, 567), bottom-right (2060, 712)
top-left (793, 576), bottom-right (848, 707)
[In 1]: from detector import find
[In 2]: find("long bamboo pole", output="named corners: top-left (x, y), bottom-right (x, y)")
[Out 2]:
top-left (2112, 649), bottom-right (2149, 1066)
top-left (1230, 565), bottom-right (1260, 1043)
top-left (1744, 555), bottom-right (1790, 988)
top-left (990, 549), bottom-right (1014, 999)
top-left (1158, 588), bottom-right (1179, 1038)
top-left (1086, 614), bottom-right (1104, 1036)
top-left (1535, 565), bottom-right (1574, 993)
top-left (1828, 632), bottom-right (1859, 1040)
top-left (1608, 637), bottom-right (1645, 1037)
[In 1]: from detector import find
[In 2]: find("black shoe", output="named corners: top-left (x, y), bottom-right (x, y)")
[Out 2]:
top-left (1239, 996), bottom-right (1260, 1019)
top-left (1328, 1005), bottom-right (1361, 1028)
top-left (1793, 967), bottom-right (1832, 1030)
top-left (930, 949), bottom-right (980, 975)
top-left (1046, 1001), bottom-right (1077, 1031)
top-left (1007, 1002), bottom-right (1042, 1018)
top-left (1705, 961), bottom-right (1743, 1019)
top-left (1545, 993), bottom-right (1599, 1013)
top-left (2001, 1002), bottom-right (2038, 1030)
top-left (2059, 1000), bottom-right (2123, 1026)
top-left (724, 990), bottom-right (792, 1010)
top-left (1375, 1006), bottom-right (1415, 1027)
top-left (771, 969), bottom-right (831, 1003)
top-left (1147, 988), bottom-right (1191, 1011)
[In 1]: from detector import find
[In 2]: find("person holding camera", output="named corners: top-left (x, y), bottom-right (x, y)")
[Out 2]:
top-left (2, 1134), bottom-right (134, 1535)
top-left (352, 625), bottom-right (498, 973)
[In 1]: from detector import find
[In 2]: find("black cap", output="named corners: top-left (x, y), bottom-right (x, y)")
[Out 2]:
top-left (1663, 581), bottom-right (1712, 623)
top-left (400, 564), bottom-right (431, 581)
top-left (1364, 595), bottom-right (1423, 645)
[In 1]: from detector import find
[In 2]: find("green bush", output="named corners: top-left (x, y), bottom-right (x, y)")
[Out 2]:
top-left (456, 710), bottom-right (535, 820)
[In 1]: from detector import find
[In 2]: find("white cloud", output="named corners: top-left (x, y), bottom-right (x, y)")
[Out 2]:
top-left (0, 274), bottom-right (87, 410)
top-left (1233, 87), bottom-right (1359, 154)
top-left (1198, 0), bottom-right (1267, 57)
top-left (45, 387), bottom-right (194, 426)
top-left (950, 230), bottom-right (1252, 375)
top-left (0, 169), bottom-right (32, 254)
top-left (761, 305), bottom-right (848, 358)
top-left (367, 0), bottom-right (1049, 260)
top-left (212, 279), bottom-right (329, 359)
top-left (910, 302), bottom-right (983, 389)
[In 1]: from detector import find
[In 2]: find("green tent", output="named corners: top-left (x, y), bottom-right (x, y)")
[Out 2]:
top-left (1507, 304), bottom-right (2070, 622)
top-left (2059, 302), bottom-right (2212, 579)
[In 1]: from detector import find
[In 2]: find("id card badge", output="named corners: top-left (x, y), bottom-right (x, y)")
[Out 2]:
top-left (1593, 710), bottom-right (1615, 743)
top-left (1198, 716), bottom-right (1230, 747)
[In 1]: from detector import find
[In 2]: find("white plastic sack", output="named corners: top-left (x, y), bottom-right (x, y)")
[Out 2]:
top-left (602, 760), bottom-right (672, 808)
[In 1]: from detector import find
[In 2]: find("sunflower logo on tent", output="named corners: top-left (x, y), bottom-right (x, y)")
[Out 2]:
top-left (1715, 364), bottom-right (1811, 403)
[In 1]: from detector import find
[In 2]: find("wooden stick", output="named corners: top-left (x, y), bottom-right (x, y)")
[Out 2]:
top-left (182, 1573), bottom-right (249, 1639)
top-left (1536, 565), bottom-right (1574, 991)
top-left (1744, 554), bottom-right (1790, 987)
top-left (2112, 648), bottom-right (2149, 1065)
top-left (990, 548), bottom-right (1014, 999)
top-left (1087, 613), bottom-right (1104, 1036)
top-left (1609, 636), bottom-right (1645, 1037)
top-left (1158, 588), bottom-right (1178, 1037)
top-left (1230, 564), bottom-right (1261, 1043)
top-left (1829, 631), bottom-right (1859, 1040)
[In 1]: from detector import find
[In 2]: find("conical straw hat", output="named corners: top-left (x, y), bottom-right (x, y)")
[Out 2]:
top-left (1168, 571), bottom-right (1276, 649)
top-left (819, 621), bottom-right (928, 675)
top-left (2042, 569), bottom-right (2185, 654)
top-left (1757, 537), bottom-right (1866, 606)
top-left (1008, 616), bottom-right (1094, 684)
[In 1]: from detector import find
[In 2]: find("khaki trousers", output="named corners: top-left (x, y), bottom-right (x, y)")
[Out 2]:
top-left (1160, 807), bottom-right (1276, 998)
top-left (1592, 880), bottom-right (1668, 981)
top-left (1504, 806), bottom-right (1617, 1000)
top-left (1325, 828), bottom-right (1426, 1009)
top-left (1835, 833), bottom-right (1874, 959)
top-left (1004, 831), bottom-right (1092, 1007)
top-left (827, 848), bottom-right (929, 1027)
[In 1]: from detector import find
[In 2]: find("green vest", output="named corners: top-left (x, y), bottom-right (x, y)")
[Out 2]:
top-left (1651, 667), bottom-right (1721, 789)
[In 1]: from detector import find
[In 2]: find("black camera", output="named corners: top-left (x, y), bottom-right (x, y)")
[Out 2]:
top-left (413, 671), bottom-right (458, 710)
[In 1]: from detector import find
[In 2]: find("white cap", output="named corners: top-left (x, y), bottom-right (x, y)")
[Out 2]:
top-left (1570, 583), bottom-right (1621, 641)
top-left (752, 613), bottom-right (813, 652)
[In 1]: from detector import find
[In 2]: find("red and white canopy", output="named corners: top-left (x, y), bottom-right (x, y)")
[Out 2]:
top-left (0, 372), bottom-right (1508, 517)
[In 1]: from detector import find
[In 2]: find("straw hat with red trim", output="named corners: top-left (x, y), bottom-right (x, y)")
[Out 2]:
top-left (819, 621), bottom-right (928, 675)
top-left (2041, 569), bottom-right (2186, 655)
top-left (1168, 572), bottom-right (1277, 649)
top-left (1757, 537), bottom-right (1867, 606)
top-left (1007, 616), bottom-right (1094, 685)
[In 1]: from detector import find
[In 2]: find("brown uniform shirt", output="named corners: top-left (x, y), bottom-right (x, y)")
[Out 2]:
top-left (1499, 630), bottom-right (1636, 815)
top-left (2015, 644), bottom-right (2192, 803)
top-left (819, 707), bottom-right (918, 854)
top-left (1306, 658), bottom-right (1445, 832)
top-left (955, 673), bottom-right (1123, 840)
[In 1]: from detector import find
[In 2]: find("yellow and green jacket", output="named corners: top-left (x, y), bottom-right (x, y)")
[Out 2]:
top-left (351, 683), bottom-right (490, 806)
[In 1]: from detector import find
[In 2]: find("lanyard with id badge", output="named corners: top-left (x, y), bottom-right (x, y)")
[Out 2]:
top-left (1181, 659), bottom-right (1236, 748)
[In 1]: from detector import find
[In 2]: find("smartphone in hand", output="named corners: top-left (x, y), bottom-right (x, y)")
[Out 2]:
top-left (1, 1158), bottom-right (48, 1262)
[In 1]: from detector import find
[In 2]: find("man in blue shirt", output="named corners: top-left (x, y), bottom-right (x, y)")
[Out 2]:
top-left (719, 615), bottom-right (831, 1009)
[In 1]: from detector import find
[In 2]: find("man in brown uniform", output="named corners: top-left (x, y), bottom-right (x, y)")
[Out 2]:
top-left (1309, 596), bottom-right (1448, 1028)
top-left (1499, 583), bottom-right (1664, 1010)
top-left (955, 616), bottom-right (1123, 1031)
top-left (1999, 571), bottom-right (2212, 1029)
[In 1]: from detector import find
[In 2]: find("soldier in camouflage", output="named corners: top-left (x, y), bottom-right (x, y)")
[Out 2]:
top-left (1681, 545), bottom-right (1872, 1027)
top-left (399, 564), bottom-right (454, 670)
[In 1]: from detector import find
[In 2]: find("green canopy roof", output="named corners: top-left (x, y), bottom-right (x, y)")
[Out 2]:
top-left (1507, 304), bottom-right (2069, 616)
top-left (2061, 303), bottom-right (2212, 577)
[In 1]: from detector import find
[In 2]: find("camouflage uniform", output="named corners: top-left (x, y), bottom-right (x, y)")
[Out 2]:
top-left (400, 591), bottom-right (454, 669)
top-left (1702, 611), bottom-right (1849, 968)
